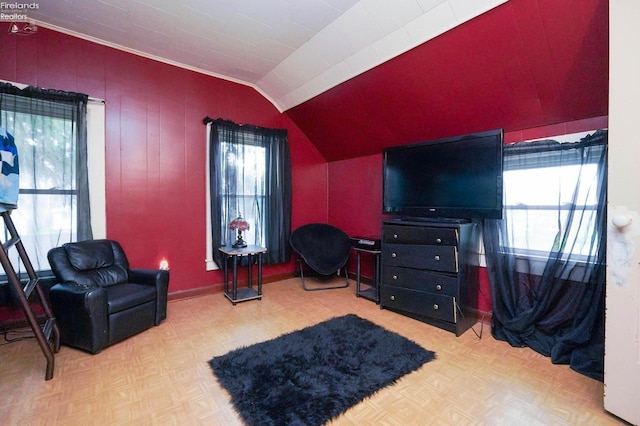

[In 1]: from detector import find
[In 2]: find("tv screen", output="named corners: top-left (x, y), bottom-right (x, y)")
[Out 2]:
top-left (383, 129), bottom-right (504, 220)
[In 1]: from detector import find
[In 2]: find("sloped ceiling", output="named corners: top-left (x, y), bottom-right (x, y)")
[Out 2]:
top-left (286, 0), bottom-right (609, 161)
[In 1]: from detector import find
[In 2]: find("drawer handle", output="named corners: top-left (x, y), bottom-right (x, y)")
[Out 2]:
top-left (391, 252), bottom-right (397, 258)
top-left (393, 233), bottom-right (398, 239)
top-left (390, 295), bottom-right (395, 301)
top-left (434, 255), bottom-right (440, 261)
top-left (392, 275), bottom-right (398, 280)
top-left (436, 238), bottom-right (442, 244)
top-left (433, 304), bottom-right (439, 310)
top-left (436, 284), bottom-right (442, 291)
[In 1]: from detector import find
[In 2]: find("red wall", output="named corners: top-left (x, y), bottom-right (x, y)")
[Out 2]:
top-left (0, 26), bottom-right (327, 295)
top-left (286, 0), bottom-right (609, 162)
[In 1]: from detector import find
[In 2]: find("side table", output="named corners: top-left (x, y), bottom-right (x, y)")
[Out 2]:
top-left (352, 243), bottom-right (381, 304)
top-left (218, 245), bottom-right (267, 305)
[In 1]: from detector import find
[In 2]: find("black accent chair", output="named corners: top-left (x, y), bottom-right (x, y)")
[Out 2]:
top-left (289, 223), bottom-right (351, 291)
top-left (47, 239), bottom-right (169, 354)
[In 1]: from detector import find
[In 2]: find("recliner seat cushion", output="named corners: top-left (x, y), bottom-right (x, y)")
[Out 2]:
top-left (105, 283), bottom-right (157, 314)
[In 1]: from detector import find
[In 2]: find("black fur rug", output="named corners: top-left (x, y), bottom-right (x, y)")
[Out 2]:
top-left (209, 314), bottom-right (435, 425)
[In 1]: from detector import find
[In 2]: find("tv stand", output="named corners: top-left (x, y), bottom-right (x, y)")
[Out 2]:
top-left (380, 219), bottom-right (479, 336)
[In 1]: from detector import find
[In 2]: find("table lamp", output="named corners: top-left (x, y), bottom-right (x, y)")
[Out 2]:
top-left (229, 214), bottom-right (249, 248)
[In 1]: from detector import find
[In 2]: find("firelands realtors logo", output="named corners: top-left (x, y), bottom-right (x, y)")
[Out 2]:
top-left (1, 2), bottom-right (38, 20)
top-left (1, 2), bottom-right (39, 35)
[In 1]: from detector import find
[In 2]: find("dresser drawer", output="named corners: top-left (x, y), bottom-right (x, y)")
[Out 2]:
top-left (382, 244), bottom-right (458, 273)
top-left (383, 224), bottom-right (458, 246)
top-left (380, 285), bottom-right (457, 323)
top-left (382, 265), bottom-right (458, 296)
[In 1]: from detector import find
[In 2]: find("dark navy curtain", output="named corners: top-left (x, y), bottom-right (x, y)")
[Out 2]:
top-left (482, 130), bottom-right (607, 381)
top-left (0, 83), bottom-right (91, 273)
top-left (205, 117), bottom-right (291, 266)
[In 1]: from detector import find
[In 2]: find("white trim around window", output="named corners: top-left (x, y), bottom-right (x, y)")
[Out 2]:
top-left (87, 101), bottom-right (106, 239)
top-left (205, 123), bottom-right (219, 271)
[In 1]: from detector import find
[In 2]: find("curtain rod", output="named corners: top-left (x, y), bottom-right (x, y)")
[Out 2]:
top-left (1, 79), bottom-right (104, 104)
top-left (202, 116), bottom-right (287, 134)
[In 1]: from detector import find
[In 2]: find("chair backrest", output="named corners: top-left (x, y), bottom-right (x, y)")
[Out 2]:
top-left (290, 223), bottom-right (352, 275)
top-left (48, 239), bottom-right (130, 287)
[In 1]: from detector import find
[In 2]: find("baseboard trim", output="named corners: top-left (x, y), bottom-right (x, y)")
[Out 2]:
top-left (167, 272), bottom-right (295, 302)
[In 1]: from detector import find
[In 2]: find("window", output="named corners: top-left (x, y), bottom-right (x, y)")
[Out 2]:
top-left (0, 83), bottom-right (92, 278)
top-left (218, 140), bottom-right (266, 247)
top-left (482, 130), bottom-right (608, 381)
top-left (502, 131), bottom-right (606, 262)
top-left (504, 163), bottom-right (600, 258)
top-left (205, 118), bottom-right (292, 269)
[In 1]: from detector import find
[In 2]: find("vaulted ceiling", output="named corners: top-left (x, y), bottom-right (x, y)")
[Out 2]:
top-left (28, 0), bottom-right (608, 162)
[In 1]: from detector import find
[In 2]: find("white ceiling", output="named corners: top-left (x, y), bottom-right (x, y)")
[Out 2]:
top-left (29, 0), bottom-right (506, 111)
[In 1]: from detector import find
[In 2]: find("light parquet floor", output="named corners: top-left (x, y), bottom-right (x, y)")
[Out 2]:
top-left (0, 278), bottom-right (628, 425)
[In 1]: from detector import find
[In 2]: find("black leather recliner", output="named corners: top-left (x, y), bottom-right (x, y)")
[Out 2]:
top-left (47, 239), bottom-right (169, 354)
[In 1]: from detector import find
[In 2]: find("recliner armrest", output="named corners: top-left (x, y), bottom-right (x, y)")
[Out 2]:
top-left (49, 282), bottom-right (108, 354)
top-left (129, 268), bottom-right (164, 285)
top-left (129, 269), bottom-right (169, 324)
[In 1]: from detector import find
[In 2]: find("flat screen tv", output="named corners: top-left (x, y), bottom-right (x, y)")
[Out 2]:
top-left (383, 129), bottom-right (504, 220)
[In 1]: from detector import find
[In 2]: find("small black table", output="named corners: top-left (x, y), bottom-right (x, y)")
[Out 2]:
top-left (219, 245), bottom-right (267, 305)
top-left (353, 245), bottom-right (381, 303)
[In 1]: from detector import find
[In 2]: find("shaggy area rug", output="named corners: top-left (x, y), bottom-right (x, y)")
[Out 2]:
top-left (209, 314), bottom-right (435, 426)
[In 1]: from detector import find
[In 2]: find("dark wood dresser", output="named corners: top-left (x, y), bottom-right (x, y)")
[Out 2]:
top-left (380, 219), bottom-right (480, 336)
